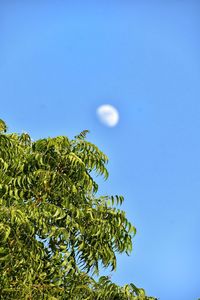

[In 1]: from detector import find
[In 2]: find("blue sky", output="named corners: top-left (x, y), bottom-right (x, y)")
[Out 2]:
top-left (1, 1), bottom-right (200, 299)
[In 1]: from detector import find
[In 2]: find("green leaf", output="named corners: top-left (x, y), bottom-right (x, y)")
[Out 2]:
top-left (0, 120), bottom-right (156, 300)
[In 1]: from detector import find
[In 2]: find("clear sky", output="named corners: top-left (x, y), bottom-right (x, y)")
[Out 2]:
top-left (1, 1), bottom-right (200, 299)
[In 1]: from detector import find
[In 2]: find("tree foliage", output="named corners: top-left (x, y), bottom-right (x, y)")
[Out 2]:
top-left (0, 119), bottom-right (157, 299)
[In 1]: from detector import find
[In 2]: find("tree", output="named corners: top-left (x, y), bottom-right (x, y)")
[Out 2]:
top-left (0, 119), bottom-right (157, 299)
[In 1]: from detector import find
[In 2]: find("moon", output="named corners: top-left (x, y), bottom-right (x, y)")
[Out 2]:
top-left (96, 104), bottom-right (119, 127)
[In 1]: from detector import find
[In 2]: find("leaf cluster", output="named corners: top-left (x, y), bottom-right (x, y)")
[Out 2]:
top-left (0, 123), bottom-right (157, 299)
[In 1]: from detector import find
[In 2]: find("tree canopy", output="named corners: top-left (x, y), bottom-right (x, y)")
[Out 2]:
top-left (0, 119), bottom-right (157, 299)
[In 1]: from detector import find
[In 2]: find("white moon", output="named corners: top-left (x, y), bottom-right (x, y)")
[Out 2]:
top-left (96, 104), bottom-right (119, 127)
